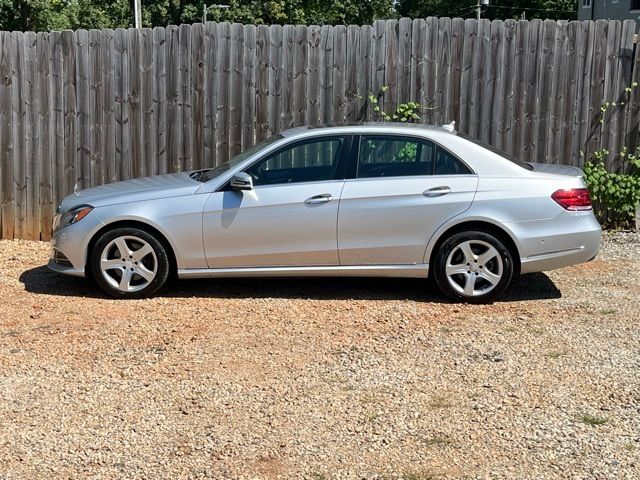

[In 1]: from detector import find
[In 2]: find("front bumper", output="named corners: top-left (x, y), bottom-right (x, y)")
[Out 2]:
top-left (47, 212), bottom-right (104, 278)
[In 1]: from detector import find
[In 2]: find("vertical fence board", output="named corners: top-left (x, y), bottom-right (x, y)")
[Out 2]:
top-left (12, 32), bottom-right (26, 239)
top-left (0, 32), bottom-right (12, 238)
top-left (243, 24), bottom-right (257, 149)
top-left (255, 24), bottom-right (269, 140)
top-left (306, 25), bottom-right (321, 127)
top-left (24, 31), bottom-right (38, 239)
top-left (229, 23), bottom-right (243, 156)
top-left (37, 32), bottom-right (53, 240)
top-left (141, 28), bottom-right (155, 177)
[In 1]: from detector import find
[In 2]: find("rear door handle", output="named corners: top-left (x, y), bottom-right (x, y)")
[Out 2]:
top-left (304, 193), bottom-right (332, 205)
top-left (423, 186), bottom-right (451, 197)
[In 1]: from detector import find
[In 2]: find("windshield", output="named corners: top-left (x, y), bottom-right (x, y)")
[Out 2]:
top-left (458, 134), bottom-right (533, 171)
top-left (195, 134), bottom-right (284, 182)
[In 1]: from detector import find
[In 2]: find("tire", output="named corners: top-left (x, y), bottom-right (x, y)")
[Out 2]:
top-left (90, 227), bottom-right (170, 299)
top-left (433, 230), bottom-right (514, 304)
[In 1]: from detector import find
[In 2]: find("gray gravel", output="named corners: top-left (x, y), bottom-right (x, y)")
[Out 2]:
top-left (0, 233), bottom-right (639, 479)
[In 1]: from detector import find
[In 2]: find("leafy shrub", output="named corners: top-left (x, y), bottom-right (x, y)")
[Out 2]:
top-left (583, 148), bottom-right (640, 228)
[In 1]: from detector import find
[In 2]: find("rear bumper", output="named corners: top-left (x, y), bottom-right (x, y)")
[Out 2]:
top-left (512, 213), bottom-right (601, 274)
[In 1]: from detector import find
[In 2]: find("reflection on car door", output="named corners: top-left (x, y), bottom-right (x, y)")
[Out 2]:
top-left (202, 136), bottom-right (348, 268)
top-left (337, 135), bottom-right (479, 265)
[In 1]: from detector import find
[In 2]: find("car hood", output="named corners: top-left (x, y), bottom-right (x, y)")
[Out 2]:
top-left (58, 172), bottom-right (202, 212)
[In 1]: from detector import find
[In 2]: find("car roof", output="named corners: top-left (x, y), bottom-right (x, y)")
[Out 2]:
top-left (279, 122), bottom-right (457, 138)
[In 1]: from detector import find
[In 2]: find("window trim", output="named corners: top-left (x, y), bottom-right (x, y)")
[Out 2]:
top-left (217, 134), bottom-right (353, 191)
top-left (352, 133), bottom-right (476, 180)
top-left (582, 0), bottom-right (591, 7)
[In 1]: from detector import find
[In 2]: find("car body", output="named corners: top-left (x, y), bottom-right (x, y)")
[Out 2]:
top-left (48, 123), bottom-right (601, 302)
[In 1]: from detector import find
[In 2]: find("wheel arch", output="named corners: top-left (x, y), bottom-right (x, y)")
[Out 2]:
top-left (85, 219), bottom-right (178, 278)
top-left (425, 219), bottom-right (521, 277)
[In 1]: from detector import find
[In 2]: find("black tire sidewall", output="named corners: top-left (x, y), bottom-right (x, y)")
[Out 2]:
top-left (91, 227), bottom-right (170, 299)
top-left (433, 231), bottom-right (514, 304)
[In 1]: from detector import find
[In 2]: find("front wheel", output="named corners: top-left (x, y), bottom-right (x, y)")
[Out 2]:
top-left (90, 227), bottom-right (170, 299)
top-left (433, 231), bottom-right (514, 304)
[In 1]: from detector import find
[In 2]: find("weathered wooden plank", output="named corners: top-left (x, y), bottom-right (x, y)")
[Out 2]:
top-left (500, 19), bottom-right (517, 156)
top-left (192, 23), bottom-right (206, 169)
top-left (126, 28), bottom-right (142, 179)
top-left (371, 20), bottom-right (386, 113)
top-left (424, 17), bottom-right (439, 124)
top-left (281, 24), bottom-right (295, 131)
top-left (75, 29), bottom-right (91, 191)
top-left (572, 21), bottom-right (594, 167)
top-left (383, 20), bottom-right (398, 117)
top-left (204, 22), bottom-right (218, 165)
top-left (242, 24), bottom-right (257, 149)
top-left (488, 20), bottom-right (505, 149)
top-left (560, 21), bottom-right (579, 166)
top-left (51, 31), bottom-right (64, 212)
top-left (332, 24), bottom-right (347, 124)
top-left (178, 23), bottom-right (192, 171)
top-left (449, 18), bottom-right (465, 129)
top-left (165, 25), bottom-right (181, 172)
top-left (0, 32), bottom-right (12, 238)
top-left (601, 21), bottom-right (622, 170)
top-left (114, 28), bottom-right (130, 181)
top-left (476, 19), bottom-right (491, 143)
top-left (306, 25), bottom-right (321, 127)
top-left (62, 30), bottom-right (76, 197)
top-left (229, 23), bottom-right (244, 157)
top-left (547, 21), bottom-right (567, 164)
top-left (608, 20), bottom-right (634, 171)
top-left (153, 26), bottom-right (167, 174)
top-left (12, 31), bottom-right (27, 239)
top-left (586, 20), bottom-right (608, 159)
top-left (102, 29), bottom-right (116, 184)
top-left (267, 24), bottom-right (282, 136)
top-left (459, 19), bottom-right (476, 134)
top-left (88, 29), bottom-right (103, 188)
top-left (436, 17), bottom-right (452, 125)
top-left (23, 31), bottom-right (39, 240)
top-left (320, 25), bottom-right (333, 126)
top-left (512, 20), bottom-right (528, 158)
top-left (37, 32), bottom-right (53, 240)
top-left (522, 19), bottom-right (541, 162)
top-left (397, 17), bottom-right (412, 106)
top-left (345, 25), bottom-right (359, 122)
top-left (255, 24), bottom-right (269, 140)
top-left (140, 28), bottom-right (155, 177)
top-left (357, 24), bottom-right (372, 121)
top-left (624, 22), bottom-right (640, 157)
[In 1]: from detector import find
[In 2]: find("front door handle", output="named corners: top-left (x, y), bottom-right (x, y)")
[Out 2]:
top-left (423, 186), bottom-right (451, 197)
top-left (304, 193), bottom-right (332, 205)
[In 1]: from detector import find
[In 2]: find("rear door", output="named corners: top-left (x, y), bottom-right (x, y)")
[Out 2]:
top-left (337, 134), bottom-right (479, 265)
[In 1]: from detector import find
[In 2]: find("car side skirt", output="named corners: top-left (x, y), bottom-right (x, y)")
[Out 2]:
top-left (177, 264), bottom-right (430, 279)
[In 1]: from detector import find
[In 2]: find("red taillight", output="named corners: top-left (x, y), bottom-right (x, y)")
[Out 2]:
top-left (551, 188), bottom-right (592, 211)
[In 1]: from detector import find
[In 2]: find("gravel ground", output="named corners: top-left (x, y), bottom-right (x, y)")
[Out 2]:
top-left (0, 232), bottom-right (639, 479)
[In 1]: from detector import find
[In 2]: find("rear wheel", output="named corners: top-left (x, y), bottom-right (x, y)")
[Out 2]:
top-left (91, 227), bottom-right (170, 299)
top-left (433, 231), bottom-right (514, 304)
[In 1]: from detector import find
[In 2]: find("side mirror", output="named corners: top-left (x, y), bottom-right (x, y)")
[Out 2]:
top-left (230, 172), bottom-right (253, 191)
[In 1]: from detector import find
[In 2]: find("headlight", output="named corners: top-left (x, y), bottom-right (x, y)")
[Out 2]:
top-left (53, 205), bottom-right (93, 232)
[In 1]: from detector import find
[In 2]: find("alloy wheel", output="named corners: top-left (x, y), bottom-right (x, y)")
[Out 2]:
top-left (445, 239), bottom-right (503, 297)
top-left (99, 235), bottom-right (158, 293)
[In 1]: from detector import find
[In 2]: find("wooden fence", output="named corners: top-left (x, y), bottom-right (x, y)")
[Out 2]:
top-left (0, 18), bottom-right (639, 240)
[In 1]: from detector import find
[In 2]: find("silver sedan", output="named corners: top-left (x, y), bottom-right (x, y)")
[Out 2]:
top-left (48, 123), bottom-right (601, 303)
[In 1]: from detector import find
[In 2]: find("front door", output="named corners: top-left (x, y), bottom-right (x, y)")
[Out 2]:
top-left (203, 135), bottom-right (348, 268)
top-left (338, 134), bottom-right (479, 265)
